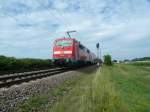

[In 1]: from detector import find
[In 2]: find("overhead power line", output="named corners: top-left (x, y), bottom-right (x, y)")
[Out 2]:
top-left (48, 10), bottom-right (70, 31)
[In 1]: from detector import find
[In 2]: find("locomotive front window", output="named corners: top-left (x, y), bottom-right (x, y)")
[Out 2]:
top-left (56, 40), bottom-right (72, 46)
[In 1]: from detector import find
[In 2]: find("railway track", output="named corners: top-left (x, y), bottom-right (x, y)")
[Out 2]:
top-left (0, 67), bottom-right (71, 88)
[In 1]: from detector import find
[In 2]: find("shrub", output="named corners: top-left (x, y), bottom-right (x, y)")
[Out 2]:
top-left (104, 55), bottom-right (113, 66)
top-left (0, 55), bottom-right (54, 74)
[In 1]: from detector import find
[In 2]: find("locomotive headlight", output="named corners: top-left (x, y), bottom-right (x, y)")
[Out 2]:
top-left (54, 51), bottom-right (61, 54)
top-left (54, 51), bottom-right (72, 54)
top-left (64, 51), bottom-right (72, 54)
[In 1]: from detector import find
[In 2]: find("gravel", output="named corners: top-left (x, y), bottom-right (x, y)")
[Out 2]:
top-left (0, 70), bottom-right (77, 112)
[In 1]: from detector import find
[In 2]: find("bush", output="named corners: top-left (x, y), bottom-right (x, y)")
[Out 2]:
top-left (104, 55), bottom-right (112, 66)
top-left (0, 55), bottom-right (54, 75)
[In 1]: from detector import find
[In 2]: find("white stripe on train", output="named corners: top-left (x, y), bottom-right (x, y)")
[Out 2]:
top-left (54, 51), bottom-right (72, 54)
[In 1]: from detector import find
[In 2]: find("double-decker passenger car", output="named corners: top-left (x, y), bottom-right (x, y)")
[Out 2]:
top-left (52, 37), bottom-right (96, 66)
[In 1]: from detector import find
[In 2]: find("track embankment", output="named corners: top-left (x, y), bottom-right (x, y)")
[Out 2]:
top-left (0, 66), bottom-right (97, 112)
top-left (0, 67), bottom-right (70, 88)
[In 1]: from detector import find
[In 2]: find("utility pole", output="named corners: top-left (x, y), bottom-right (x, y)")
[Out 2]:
top-left (99, 42), bottom-right (102, 60)
top-left (96, 42), bottom-right (102, 65)
top-left (96, 43), bottom-right (100, 59)
top-left (96, 43), bottom-right (100, 66)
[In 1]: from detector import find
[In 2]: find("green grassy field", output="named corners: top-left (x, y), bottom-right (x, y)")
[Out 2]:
top-left (49, 64), bottom-right (150, 112)
top-left (129, 61), bottom-right (150, 67)
top-left (15, 64), bottom-right (150, 112)
top-left (111, 64), bottom-right (150, 112)
top-left (49, 66), bottom-right (125, 112)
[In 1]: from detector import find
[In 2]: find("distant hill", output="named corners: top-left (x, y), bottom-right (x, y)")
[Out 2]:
top-left (132, 57), bottom-right (150, 61)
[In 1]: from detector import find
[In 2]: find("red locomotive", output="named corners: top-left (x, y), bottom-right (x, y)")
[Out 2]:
top-left (52, 32), bottom-right (96, 66)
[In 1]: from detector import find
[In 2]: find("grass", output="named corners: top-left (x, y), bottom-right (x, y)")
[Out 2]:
top-left (111, 64), bottom-right (150, 112)
top-left (129, 61), bottom-right (150, 67)
top-left (14, 64), bottom-right (150, 112)
top-left (14, 67), bottom-right (97, 112)
top-left (49, 64), bottom-right (150, 112)
top-left (14, 76), bottom-right (85, 112)
top-left (49, 66), bottom-right (126, 112)
top-left (14, 94), bottom-right (49, 112)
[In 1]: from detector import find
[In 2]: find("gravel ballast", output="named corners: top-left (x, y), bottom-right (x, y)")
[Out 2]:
top-left (0, 70), bottom-right (79, 112)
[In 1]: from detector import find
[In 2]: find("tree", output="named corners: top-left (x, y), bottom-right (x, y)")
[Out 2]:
top-left (113, 60), bottom-right (117, 63)
top-left (104, 54), bottom-right (112, 66)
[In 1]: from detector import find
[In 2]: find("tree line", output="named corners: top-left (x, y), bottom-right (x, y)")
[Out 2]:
top-left (132, 57), bottom-right (150, 61)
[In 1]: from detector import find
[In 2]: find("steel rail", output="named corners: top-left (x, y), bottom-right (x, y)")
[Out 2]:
top-left (0, 67), bottom-right (71, 88)
top-left (0, 67), bottom-right (68, 82)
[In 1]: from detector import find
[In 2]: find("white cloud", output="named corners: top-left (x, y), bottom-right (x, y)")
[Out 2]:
top-left (0, 0), bottom-right (150, 59)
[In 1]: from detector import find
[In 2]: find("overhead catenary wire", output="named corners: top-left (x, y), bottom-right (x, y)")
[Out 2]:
top-left (48, 9), bottom-right (71, 36)
top-left (6, 2), bottom-right (74, 38)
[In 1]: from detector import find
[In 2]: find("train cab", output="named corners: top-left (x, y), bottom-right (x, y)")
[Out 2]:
top-left (53, 38), bottom-right (77, 65)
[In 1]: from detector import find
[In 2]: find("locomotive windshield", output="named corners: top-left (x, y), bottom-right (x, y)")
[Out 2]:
top-left (56, 40), bottom-right (72, 46)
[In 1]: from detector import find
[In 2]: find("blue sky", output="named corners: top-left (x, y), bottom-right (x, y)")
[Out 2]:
top-left (0, 0), bottom-right (150, 60)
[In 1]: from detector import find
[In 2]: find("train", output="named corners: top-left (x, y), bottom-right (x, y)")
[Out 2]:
top-left (52, 33), bottom-right (96, 66)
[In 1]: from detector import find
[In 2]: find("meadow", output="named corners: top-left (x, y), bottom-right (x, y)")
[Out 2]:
top-left (49, 63), bottom-right (150, 112)
top-left (129, 61), bottom-right (150, 67)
